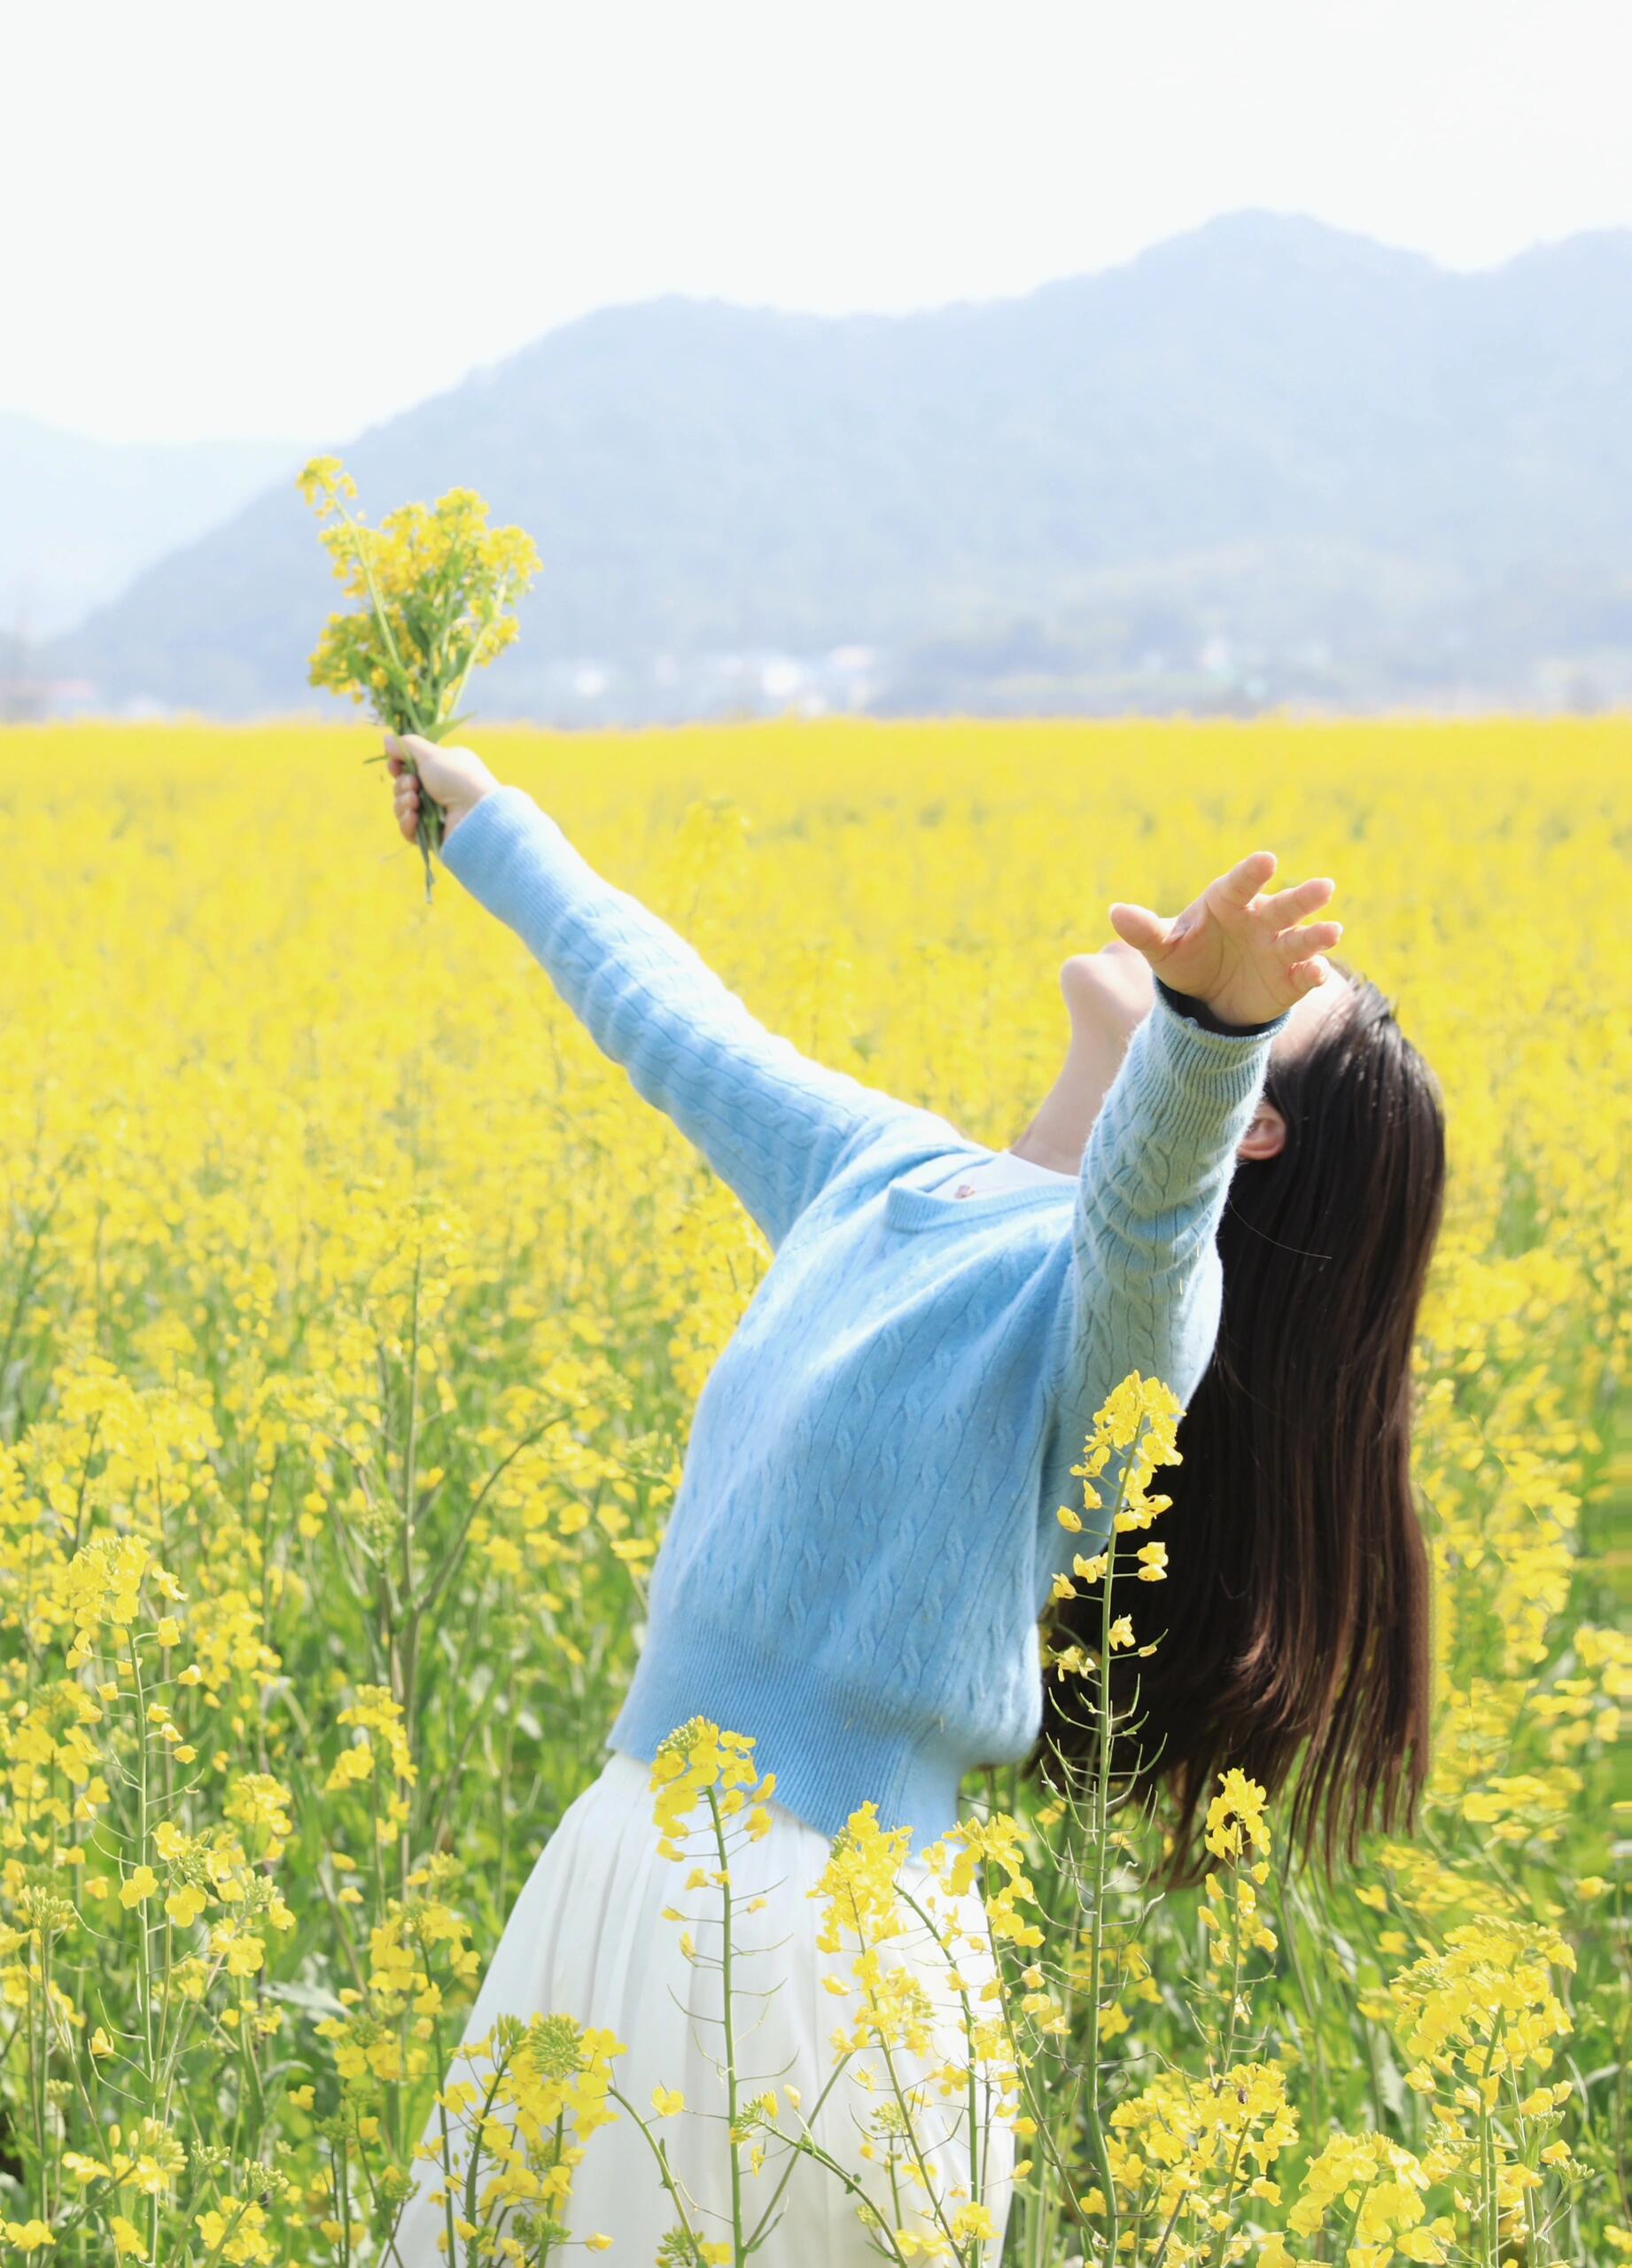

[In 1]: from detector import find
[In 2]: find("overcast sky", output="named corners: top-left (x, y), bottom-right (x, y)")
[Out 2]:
top-left (6, 0), bottom-right (1628, 447)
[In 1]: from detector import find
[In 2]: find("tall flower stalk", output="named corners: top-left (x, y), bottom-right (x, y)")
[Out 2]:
top-left (1004, 1373), bottom-right (1183, 2265)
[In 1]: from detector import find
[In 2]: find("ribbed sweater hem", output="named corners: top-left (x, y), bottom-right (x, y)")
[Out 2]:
top-left (606, 1619), bottom-right (976, 1862)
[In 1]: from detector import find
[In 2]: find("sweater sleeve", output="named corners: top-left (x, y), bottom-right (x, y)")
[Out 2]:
top-left (439, 785), bottom-right (918, 1248)
top-left (1052, 980), bottom-right (1288, 1449)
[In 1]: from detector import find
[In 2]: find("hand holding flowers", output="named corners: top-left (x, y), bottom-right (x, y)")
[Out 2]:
top-left (299, 456), bottom-right (539, 898)
top-left (384, 733), bottom-right (497, 850)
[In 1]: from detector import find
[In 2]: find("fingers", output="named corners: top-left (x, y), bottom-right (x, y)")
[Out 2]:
top-left (392, 766), bottom-right (421, 844)
top-left (385, 729), bottom-right (431, 842)
top-left (1267, 872), bottom-right (1341, 968)
top-left (1289, 954), bottom-right (1333, 993)
top-left (383, 727), bottom-right (439, 773)
top-left (1261, 874), bottom-right (1335, 923)
top-left (1107, 900), bottom-right (1173, 960)
top-left (1277, 917), bottom-right (1343, 965)
top-left (1216, 850), bottom-right (1278, 908)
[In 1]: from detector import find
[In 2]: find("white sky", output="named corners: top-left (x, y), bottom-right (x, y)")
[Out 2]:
top-left (6, 0), bottom-right (1629, 447)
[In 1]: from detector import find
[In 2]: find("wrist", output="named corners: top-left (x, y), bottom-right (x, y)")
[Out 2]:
top-left (1155, 976), bottom-right (1281, 1038)
top-left (440, 781), bottom-right (501, 845)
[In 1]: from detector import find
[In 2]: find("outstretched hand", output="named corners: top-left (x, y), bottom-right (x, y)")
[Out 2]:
top-left (1108, 852), bottom-right (1341, 1029)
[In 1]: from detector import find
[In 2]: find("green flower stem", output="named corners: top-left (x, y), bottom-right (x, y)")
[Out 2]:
top-left (750, 2117), bottom-right (916, 2268)
top-left (325, 495), bottom-right (418, 728)
top-left (458, 2032), bottom-right (519, 2239)
top-left (839, 1884), bottom-right (968, 2264)
top-left (606, 2087), bottom-right (711, 2257)
top-left (445, 573), bottom-right (515, 721)
top-left (742, 2051), bottom-right (858, 2252)
top-left (703, 1783), bottom-right (748, 2265)
top-left (1278, 1874), bottom-right (1329, 2141)
top-left (414, 2004), bottom-right (459, 2268)
top-left (898, 1881), bottom-right (991, 2229)
top-left (1079, 1444), bottom-right (1137, 2264)
top-left (128, 1632), bottom-right (160, 2265)
top-left (1146, 2186), bottom-right (1189, 2268)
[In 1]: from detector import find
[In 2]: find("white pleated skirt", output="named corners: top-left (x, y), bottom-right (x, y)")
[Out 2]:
top-left (391, 1748), bottom-right (1019, 2266)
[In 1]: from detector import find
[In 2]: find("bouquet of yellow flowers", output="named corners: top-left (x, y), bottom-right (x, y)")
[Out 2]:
top-left (299, 455), bottom-right (540, 898)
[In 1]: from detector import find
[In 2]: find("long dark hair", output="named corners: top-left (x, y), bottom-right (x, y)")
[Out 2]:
top-left (1028, 974), bottom-right (1447, 1889)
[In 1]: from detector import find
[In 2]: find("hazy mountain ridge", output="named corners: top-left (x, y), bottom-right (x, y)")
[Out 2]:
top-left (2, 416), bottom-right (306, 641)
top-left (38, 213), bottom-right (1632, 719)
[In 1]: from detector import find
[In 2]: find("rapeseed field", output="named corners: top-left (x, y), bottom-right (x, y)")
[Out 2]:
top-left (0, 718), bottom-right (1626, 2264)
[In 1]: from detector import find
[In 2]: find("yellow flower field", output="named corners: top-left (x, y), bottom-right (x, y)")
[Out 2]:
top-left (0, 718), bottom-right (1627, 2265)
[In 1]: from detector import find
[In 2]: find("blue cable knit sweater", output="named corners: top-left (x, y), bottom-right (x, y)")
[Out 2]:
top-left (442, 786), bottom-right (1287, 1855)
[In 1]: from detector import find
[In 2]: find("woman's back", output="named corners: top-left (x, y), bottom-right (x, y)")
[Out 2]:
top-left (438, 783), bottom-right (1292, 1854)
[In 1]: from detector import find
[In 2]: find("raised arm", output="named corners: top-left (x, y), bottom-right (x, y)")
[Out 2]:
top-left (411, 761), bottom-right (917, 1249)
top-left (1050, 849), bottom-right (1342, 1481)
top-left (1056, 982), bottom-right (1286, 1424)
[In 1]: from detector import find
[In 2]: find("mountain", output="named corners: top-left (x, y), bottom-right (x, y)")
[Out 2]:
top-left (1, 416), bottom-right (305, 641)
top-left (45, 213), bottom-right (1632, 720)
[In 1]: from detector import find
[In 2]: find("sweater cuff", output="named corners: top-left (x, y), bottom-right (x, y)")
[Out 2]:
top-left (1155, 975), bottom-right (1286, 1041)
top-left (1130, 982), bottom-right (1287, 1153)
top-left (439, 783), bottom-right (581, 935)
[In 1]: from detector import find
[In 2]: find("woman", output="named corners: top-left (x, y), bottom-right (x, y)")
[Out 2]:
top-left (383, 731), bottom-right (1444, 2265)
